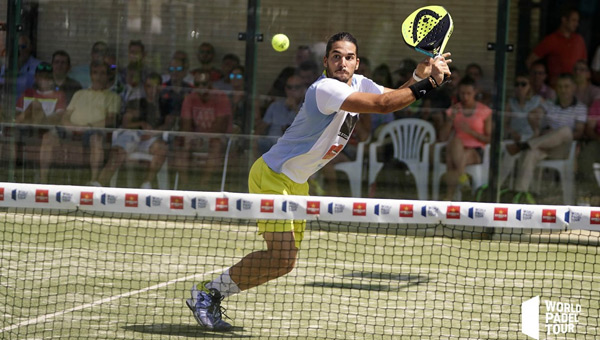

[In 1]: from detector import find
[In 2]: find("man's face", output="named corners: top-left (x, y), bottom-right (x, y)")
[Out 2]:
top-left (197, 45), bottom-right (214, 65)
top-left (90, 65), bottom-right (109, 88)
top-left (52, 55), bottom-right (70, 77)
top-left (91, 44), bottom-right (108, 63)
top-left (563, 12), bottom-right (579, 33)
top-left (556, 78), bottom-right (575, 102)
top-left (530, 64), bottom-right (547, 85)
top-left (129, 45), bottom-right (144, 63)
top-left (573, 61), bottom-right (590, 82)
top-left (324, 40), bottom-right (359, 84)
top-left (18, 36), bottom-right (32, 62)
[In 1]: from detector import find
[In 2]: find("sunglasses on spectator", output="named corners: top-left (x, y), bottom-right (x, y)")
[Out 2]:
top-left (286, 84), bottom-right (304, 90)
top-left (515, 81), bottom-right (528, 87)
top-left (229, 73), bottom-right (243, 80)
top-left (169, 66), bottom-right (184, 72)
top-left (36, 63), bottom-right (53, 72)
top-left (194, 81), bottom-right (209, 87)
top-left (108, 64), bottom-right (117, 70)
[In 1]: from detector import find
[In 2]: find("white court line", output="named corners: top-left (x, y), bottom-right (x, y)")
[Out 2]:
top-left (0, 268), bottom-right (226, 333)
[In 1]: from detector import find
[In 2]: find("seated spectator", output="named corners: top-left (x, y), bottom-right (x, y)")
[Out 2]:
top-left (119, 62), bottom-right (146, 120)
top-left (227, 65), bottom-right (246, 133)
top-left (529, 61), bottom-right (557, 101)
top-left (510, 74), bottom-right (586, 199)
top-left (592, 45), bottom-right (600, 85)
top-left (294, 45), bottom-right (314, 68)
top-left (500, 73), bottom-right (544, 186)
top-left (573, 59), bottom-right (600, 107)
top-left (172, 69), bottom-right (232, 189)
top-left (161, 50), bottom-right (194, 86)
top-left (195, 42), bottom-right (222, 82)
top-left (421, 65), bottom-right (461, 140)
top-left (97, 96), bottom-right (168, 189)
top-left (297, 60), bottom-right (320, 88)
top-left (39, 61), bottom-right (120, 185)
top-left (119, 39), bottom-right (154, 85)
top-left (0, 35), bottom-right (40, 101)
top-left (439, 77), bottom-right (492, 200)
top-left (505, 73), bottom-right (544, 146)
top-left (355, 56), bottom-right (371, 78)
top-left (255, 73), bottom-right (305, 155)
top-left (212, 53), bottom-right (241, 92)
top-left (465, 62), bottom-right (493, 105)
top-left (51, 50), bottom-right (82, 104)
top-left (105, 51), bottom-right (124, 95)
top-left (577, 98), bottom-right (600, 205)
top-left (15, 62), bottom-right (67, 125)
top-left (158, 56), bottom-right (193, 129)
top-left (70, 41), bottom-right (107, 89)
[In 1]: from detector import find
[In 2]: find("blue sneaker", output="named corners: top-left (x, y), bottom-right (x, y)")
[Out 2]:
top-left (186, 282), bottom-right (232, 331)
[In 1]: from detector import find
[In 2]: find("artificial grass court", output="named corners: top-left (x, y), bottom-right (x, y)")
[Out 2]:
top-left (1, 211), bottom-right (599, 339)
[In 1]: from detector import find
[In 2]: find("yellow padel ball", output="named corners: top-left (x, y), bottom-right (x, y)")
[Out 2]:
top-left (271, 34), bottom-right (290, 52)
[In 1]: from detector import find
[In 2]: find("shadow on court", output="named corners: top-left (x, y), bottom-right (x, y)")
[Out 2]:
top-left (305, 272), bottom-right (428, 291)
top-left (122, 324), bottom-right (251, 338)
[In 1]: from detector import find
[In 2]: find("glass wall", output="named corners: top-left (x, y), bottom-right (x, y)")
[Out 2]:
top-left (1, 0), bottom-right (599, 206)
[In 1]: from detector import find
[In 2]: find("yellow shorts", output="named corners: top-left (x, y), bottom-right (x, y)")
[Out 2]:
top-left (248, 157), bottom-right (308, 248)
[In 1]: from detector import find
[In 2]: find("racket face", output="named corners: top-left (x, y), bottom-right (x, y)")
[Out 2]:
top-left (401, 5), bottom-right (453, 57)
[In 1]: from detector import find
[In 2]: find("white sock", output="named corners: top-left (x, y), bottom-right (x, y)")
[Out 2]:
top-left (205, 269), bottom-right (241, 298)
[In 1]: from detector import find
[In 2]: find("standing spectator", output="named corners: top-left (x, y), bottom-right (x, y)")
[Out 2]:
top-left (97, 74), bottom-right (169, 189)
top-left (529, 61), bottom-right (557, 101)
top-left (195, 42), bottom-right (221, 81)
top-left (15, 62), bottom-right (66, 125)
top-left (526, 7), bottom-right (587, 86)
top-left (439, 77), bottom-right (492, 200)
top-left (51, 50), bottom-right (82, 104)
top-left (255, 73), bottom-right (305, 155)
top-left (573, 59), bottom-right (600, 107)
top-left (510, 74), bottom-right (586, 199)
top-left (173, 69), bottom-right (232, 189)
top-left (39, 61), bottom-right (120, 185)
top-left (576, 98), bottom-right (600, 205)
top-left (0, 35), bottom-right (41, 101)
top-left (70, 41), bottom-right (107, 89)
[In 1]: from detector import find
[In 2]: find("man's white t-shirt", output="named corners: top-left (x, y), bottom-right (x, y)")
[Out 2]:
top-left (262, 74), bottom-right (384, 183)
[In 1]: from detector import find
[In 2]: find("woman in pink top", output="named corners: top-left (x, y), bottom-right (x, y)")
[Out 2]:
top-left (440, 77), bottom-right (492, 200)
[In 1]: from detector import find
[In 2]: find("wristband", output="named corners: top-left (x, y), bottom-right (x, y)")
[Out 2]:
top-left (412, 70), bottom-right (424, 82)
top-left (408, 78), bottom-right (435, 100)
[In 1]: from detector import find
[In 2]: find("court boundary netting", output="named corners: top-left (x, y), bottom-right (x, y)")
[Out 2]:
top-left (1, 182), bottom-right (599, 339)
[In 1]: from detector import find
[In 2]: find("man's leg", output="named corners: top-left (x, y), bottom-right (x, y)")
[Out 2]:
top-left (97, 147), bottom-right (127, 186)
top-left (39, 131), bottom-right (59, 183)
top-left (88, 133), bottom-right (105, 183)
top-left (142, 139), bottom-right (167, 187)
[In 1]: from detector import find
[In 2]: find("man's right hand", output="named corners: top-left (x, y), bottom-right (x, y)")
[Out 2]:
top-left (430, 54), bottom-right (452, 87)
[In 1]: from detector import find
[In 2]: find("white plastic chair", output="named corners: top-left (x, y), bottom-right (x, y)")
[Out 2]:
top-left (432, 142), bottom-right (491, 200)
top-left (368, 119), bottom-right (436, 200)
top-left (109, 130), bottom-right (170, 189)
top-left (534, 141), bottom-right (577, 205)
top-left (333, 138), bottom-right (369, 197)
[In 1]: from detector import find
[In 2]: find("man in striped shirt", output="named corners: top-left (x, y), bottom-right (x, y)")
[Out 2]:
top-left (511, 73), bottom-right (586, 196)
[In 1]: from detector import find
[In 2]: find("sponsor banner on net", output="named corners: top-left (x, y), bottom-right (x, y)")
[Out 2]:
top-left (522, 296), bottom-right (583, 339)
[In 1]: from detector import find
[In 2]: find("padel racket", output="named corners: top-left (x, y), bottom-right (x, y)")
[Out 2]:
top-left (401, 5), bottom-right (453, 58)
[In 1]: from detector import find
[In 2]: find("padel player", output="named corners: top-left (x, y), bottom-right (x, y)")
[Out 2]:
top-left (187, 31), bottom-right (451, 330)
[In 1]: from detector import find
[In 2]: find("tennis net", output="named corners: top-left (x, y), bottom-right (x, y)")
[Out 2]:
top-left (1, 182), bottom-right (599, 339)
